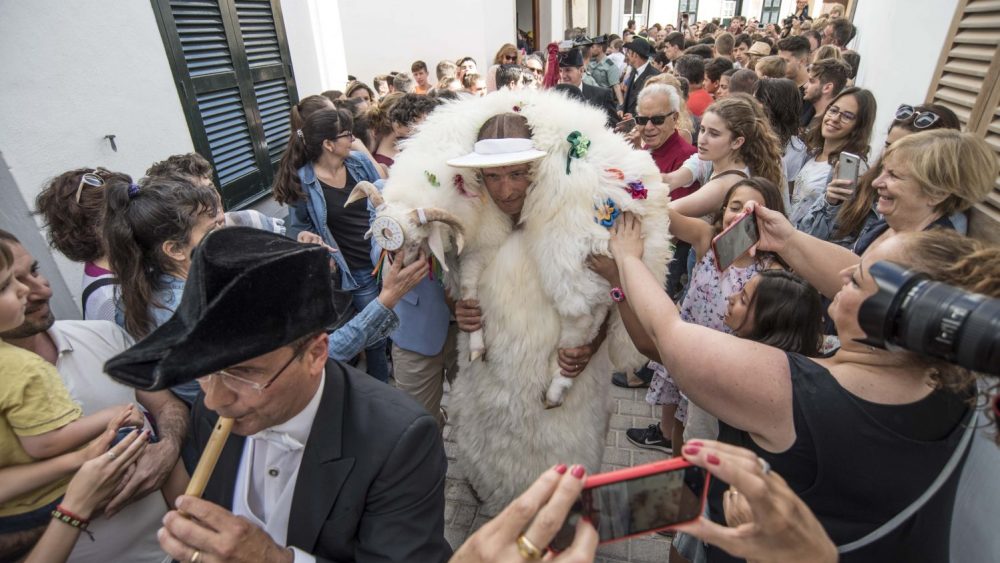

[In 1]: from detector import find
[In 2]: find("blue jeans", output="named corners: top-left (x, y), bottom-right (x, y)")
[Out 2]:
top-left (349, 268), bottom-right (389, 382)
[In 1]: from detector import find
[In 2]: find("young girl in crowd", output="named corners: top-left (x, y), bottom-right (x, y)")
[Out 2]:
top-left (663, 94), bottom-right (786, 218)
top-left (798, 103), bottom-right (962, 248)
top-left (622, 178), bottom-right (786, 452)
top-left (34, 167), bottom-right (132, 321)
top-left (104, 176), bottom-right (223, 405)
top-left (0, 241), bottom-right (141, 545)
top-left (789, 86), bottom-right (876, 227)
top-left (273, 108), bottom-right (391, 382)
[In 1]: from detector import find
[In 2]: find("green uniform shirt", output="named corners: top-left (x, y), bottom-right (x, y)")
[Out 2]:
top-left (586, 57), bottom-right (621, 89)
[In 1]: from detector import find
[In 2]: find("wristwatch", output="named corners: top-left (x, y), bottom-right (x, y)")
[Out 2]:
top-left (610, 286), bottom-right (626, 302)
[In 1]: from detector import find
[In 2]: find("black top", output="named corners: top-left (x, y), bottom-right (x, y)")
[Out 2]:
top-left (709, 353), bottom-right (972, 563)
top-left (320, 171), bottom-right (373, 271)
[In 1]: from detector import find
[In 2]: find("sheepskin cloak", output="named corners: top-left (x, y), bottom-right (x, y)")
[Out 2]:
top-left (381, 89), bottom-right (673, 511)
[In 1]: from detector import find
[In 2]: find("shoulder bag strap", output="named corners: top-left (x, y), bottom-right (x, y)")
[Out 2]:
top-left (81, 277), bottom-right (118, 319)
top-left (837, 408), bottom-right (979, 554)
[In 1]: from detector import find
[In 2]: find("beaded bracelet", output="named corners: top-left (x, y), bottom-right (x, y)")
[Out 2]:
top-left (51, 505), bottom-right (95, 541)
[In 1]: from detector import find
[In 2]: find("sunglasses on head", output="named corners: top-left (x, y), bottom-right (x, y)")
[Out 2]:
top-left (894, 104), bottom-right (940, 129)
top-left (74, 169), bottom-right (106, 203)
top-left (636, 112), bottom-right (676, 126)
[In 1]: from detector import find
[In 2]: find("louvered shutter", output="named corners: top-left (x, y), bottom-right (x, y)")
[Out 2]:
top-left (927, 0), bottom-right (1000, 243)
top-left (153, 0), bottom-right (297, 209)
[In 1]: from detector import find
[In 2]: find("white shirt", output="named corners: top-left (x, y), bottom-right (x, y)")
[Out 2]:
top-left (48, 320), bottom-right (168, 563)
top-left (233, 373), bottom-right (325, 563)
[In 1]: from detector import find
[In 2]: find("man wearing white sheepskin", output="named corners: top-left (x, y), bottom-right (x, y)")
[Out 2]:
top-left (452, 114), bottom-right (603, 384)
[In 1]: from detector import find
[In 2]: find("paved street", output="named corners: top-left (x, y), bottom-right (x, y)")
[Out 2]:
top-left (440, 382), bottom-right (678, 562)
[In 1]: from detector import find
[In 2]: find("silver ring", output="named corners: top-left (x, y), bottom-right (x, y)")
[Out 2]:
top-left (758, 457), bottom-right (771, 475)
top-left (189, 550), bottom-right (202, 563)
top-left (106, 451), bottom-right (117, 460)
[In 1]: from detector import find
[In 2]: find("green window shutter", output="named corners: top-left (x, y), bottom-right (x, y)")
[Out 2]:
top-left (153, 0), bottom-right (298, 209)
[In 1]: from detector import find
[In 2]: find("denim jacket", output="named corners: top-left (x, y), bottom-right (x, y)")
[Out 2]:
top-left (286, 154), bottom-right (382, 290)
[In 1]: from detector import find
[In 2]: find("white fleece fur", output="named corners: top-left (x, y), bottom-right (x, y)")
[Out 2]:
top-left (378, 89), bottom-right (672, 510)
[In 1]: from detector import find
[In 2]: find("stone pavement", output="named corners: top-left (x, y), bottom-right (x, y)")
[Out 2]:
top-left (439, 381), bottom-right (677, 562)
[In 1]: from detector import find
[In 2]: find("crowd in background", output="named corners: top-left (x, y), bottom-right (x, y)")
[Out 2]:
top-left (1, 1), bottom-right (999, 562)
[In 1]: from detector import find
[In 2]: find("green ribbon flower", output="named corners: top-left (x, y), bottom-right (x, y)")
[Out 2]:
top-left (566, 131), bottom-right (590, 174)
top-left (424, 170), bottom-right (440, 187)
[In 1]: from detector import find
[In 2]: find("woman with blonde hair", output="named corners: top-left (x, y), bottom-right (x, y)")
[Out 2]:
top-left (812, 44), bottom-right (842, 63)
top-left (486, 43), bottom-right (520, 91)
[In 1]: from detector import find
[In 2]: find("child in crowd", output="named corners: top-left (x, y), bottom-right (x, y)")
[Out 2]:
top-left (626, 178), bottom-right (786, 452)
top-left (103, 176), bottom-right (223, 405)
top-left (0, 241), bottom-right (140, 541)
top-left (663, 94), bottom-right (786, 218)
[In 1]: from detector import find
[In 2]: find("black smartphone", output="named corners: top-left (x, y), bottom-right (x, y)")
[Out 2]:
top-left (110, 425), bottom-right (158, 447)
top-left (550, 459), bottom-right (710, 551)
top-left (711, 210), bottom-right (759, 271)
top-left (615, 118), bottom-right (637, 134)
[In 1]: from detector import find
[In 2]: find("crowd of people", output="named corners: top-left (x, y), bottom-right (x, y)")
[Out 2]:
top-left (1, 1), bottom-right (999, 562)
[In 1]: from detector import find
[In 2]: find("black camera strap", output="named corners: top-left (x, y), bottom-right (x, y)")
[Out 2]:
top-left (836, 408), bottom-right (978, 554)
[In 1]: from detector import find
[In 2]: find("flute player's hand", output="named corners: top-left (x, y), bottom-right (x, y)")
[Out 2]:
top-left (158, 496), bottom-right (294, 563)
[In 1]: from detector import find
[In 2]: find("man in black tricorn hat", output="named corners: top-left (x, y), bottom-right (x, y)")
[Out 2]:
top-left (105, 227), bottom-right (450, 563)
top-left (558, 47), bottom-right (618, 127)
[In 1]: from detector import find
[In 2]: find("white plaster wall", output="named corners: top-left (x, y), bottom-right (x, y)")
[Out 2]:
top-left (0, 0), bottom-right (194, 312)
top-left (648, 1), bottom-right (680, 29)
top-left (851, 0), bottom-right (958, 156)
top-left (280, 0), bottom-right (349, 96)
top-left (335, 0), bottom-right (516, 87)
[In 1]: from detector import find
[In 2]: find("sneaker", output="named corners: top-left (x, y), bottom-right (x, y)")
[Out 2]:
top-left (626, 423), bottom-right (672, 453)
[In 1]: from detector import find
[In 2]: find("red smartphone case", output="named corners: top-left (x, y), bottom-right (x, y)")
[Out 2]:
top-left (582, 457), bottom-right (712, 545)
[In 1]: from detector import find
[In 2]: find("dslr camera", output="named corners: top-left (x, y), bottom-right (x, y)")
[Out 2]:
top-left (859, 261), bottom-right (999, 375)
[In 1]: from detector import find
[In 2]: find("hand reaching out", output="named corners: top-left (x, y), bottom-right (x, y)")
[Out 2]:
top-left (608, 212), bottom-right (644, 262)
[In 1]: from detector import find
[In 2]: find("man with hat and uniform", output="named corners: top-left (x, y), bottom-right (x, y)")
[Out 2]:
top-left (586, 35), bottom-right (623, 108)
top-left (105, 227), bottom-right (451, 563)
top-left (559, 47), bottom-right (618, 128)
top-left (621, 36), bottom-right (660, 118)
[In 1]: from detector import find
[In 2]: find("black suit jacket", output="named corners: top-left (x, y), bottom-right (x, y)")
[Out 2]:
top-left (581, 83), bottom-right (619, 128)
top-left (192, 360), bottom-right (452, 562)
top-left (623, 63), bottom-right (661, 117)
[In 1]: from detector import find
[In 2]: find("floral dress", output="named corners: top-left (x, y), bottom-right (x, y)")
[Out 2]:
top-left (646, 248), bottom-right (771, 422)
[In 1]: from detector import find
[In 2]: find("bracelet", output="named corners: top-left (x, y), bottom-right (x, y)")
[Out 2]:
top-left (52, 505), bottom-right (95, 541)
top-left (610, 286), bottom-right (626, 302)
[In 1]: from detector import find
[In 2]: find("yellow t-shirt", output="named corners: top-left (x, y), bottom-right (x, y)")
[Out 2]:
top-left (0, 341), bottom-right (82, 517)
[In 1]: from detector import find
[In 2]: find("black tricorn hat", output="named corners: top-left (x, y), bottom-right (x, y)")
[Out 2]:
top-left (625, 37), bottom-right (652, 58)
top-left (105, 227), bottom-right (335, 391)
top-left (559, 48), bottom-right (585, 68)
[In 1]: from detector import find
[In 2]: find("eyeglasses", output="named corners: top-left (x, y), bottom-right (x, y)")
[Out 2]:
top-left (336, 131), bottom-right (355, 141)
top-left (826, 105), bottom-right (857, 123)
top-left (894, 104), bottom-right (940, 129)
top-left (199, 343), bottom-right (306, 395)
top-left (481, 169), bottom-right (532, 185)
top-left (75, 169), bottom-right (105, 203)
top-left (636, 112), bottom-right (677, 126)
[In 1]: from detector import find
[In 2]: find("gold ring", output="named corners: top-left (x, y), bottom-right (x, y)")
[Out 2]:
top-left (516, 534), bottom-right (547, 560)
top-left (189, 550), bottom-right (201, 563)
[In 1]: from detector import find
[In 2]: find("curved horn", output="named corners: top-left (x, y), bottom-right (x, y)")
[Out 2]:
top-left (411, 208), bottom-right (465, 254)
top-left (345, 181), bottom-right (384, 208)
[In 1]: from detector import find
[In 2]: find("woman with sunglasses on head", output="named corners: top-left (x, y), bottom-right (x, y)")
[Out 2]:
top-left (798, 103), bottom-right (964, 249)
top-left (789, 87), bottom-right (876, 228)
top-left (34, 168), bottom-right (132, 321)
top-left (273, 108), bottom-right (392, 383)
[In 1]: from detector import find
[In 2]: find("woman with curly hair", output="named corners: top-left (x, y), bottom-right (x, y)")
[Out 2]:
top-left (34, 167), bottom-right (132, 321)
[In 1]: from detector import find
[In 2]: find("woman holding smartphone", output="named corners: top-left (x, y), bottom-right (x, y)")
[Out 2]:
top-left (797, 104), bottom-right (964, 249)
top-left (609, 209), bottom-right (998, 561)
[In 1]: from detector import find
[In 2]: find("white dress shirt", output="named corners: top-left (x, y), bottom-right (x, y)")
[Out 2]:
top-left (233, 373), bottom-right (325, 563)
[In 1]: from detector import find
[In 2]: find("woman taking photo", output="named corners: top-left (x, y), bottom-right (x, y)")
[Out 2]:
top-left (798, 104), bottom-right (964, 249)
top-left (273, 108), bottom-right (390, 383)
top-left (611, 214), bottom-right (996, 561)
top-left (789, 87), bottom-right (876, 226)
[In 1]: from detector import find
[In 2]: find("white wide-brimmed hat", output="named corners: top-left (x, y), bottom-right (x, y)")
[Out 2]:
top-left (447, 138), bottom-right (547, 168)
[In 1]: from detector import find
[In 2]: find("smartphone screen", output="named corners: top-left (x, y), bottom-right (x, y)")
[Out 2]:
top-left (550, 463), bottom-right (708, 551)
top-left (712, 211), bottom-right (759, 271)
top-left (615, 118), bottom-right (636, 134)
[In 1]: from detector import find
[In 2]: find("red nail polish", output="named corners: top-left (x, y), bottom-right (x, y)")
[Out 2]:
top-left (554, 463), bottom-right (568, 475)
top-left (683, 445), bottom-right (701, 456)
top-left (707, 454), bottom-right (721, 465)
top-left (571, 465), bottom-right (586, 479)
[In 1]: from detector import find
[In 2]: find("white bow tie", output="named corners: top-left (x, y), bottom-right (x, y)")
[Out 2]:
top-left (252, 429), bottom-right (304, 452)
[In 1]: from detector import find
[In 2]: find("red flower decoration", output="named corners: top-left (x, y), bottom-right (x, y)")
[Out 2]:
top-left (512, 105), bottom-right (521, 113)
top-left (454, 174), bottom-right (477, 198)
